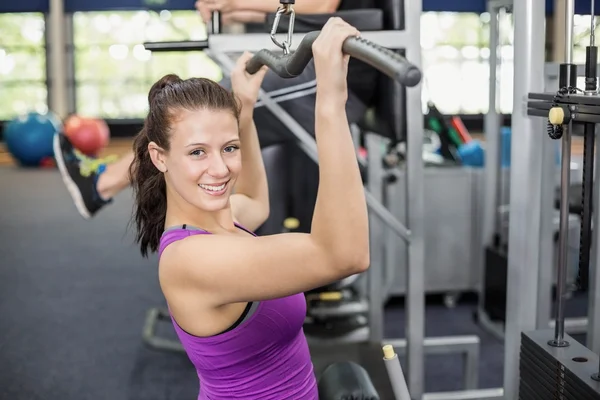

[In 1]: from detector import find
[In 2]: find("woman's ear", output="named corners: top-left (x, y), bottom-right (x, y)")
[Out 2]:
top-left (148, 141), bottom-right (168, 173)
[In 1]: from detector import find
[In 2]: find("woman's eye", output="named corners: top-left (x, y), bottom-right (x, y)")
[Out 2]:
top-left (190, 149), bottom-right (205, 156)
top-left (224, 145), bottom-right (239, 153)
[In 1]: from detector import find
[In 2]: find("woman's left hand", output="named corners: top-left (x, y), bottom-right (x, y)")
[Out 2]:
top-left (230, 52), bottom-right (268, 120)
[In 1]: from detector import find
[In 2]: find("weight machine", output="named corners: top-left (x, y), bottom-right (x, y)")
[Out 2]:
top-left (506, 0), bottom-right (600, 398)
top-left (378, 0), bottom-right (600, 398)
top-left (480, 0), bottom-right (581, 340)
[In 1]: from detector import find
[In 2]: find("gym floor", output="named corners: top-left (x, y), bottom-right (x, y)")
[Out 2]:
top-left (0, 138), bottom-right (590, 399)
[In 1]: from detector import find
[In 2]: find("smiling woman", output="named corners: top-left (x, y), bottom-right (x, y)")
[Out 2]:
top-left (112, 20), bottom-right (369, 400)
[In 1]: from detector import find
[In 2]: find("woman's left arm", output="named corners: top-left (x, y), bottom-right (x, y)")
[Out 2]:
top-left (229, 53), bottom-right (270, 231)
top-left (230, 110), bottom-right (270, 231)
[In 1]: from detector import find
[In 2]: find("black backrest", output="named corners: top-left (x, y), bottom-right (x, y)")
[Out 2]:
top-left (369, 0), bottom-right (407, 143)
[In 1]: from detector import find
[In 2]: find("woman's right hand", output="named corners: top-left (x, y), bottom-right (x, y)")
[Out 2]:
top-left (312, 17), bottom-right (360, 103)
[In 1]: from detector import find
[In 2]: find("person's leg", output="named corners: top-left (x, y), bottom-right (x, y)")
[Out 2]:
top-left (53, 134), bottom-right (126, 219)
top-left (96, 152), bottom-right (135, 199)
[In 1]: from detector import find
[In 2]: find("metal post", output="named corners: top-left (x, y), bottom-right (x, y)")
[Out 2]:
top-left (404, 0), bottom-right (425, 397)
top-left (589, 128), bottom-right (600, 355)
top-left (366, 133), bottom-right (386, 343)
top-left (48, 0), bottom-right (68, 118)
top-left (537, 69), bottom-right (561, 331)
top-left (479, 3), bottom-right (501, 331)
top-left (564, 0), bottom-right (574, 64)
top-left (551, 120), bottom-right (572, 346)
top-left (548, 0), bottom-right (575, 349)
top-left (503, 0), bottom-right (546, 398)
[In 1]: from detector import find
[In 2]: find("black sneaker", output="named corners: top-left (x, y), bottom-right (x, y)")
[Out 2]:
top-left (53, 133), bottom-right (113, 219)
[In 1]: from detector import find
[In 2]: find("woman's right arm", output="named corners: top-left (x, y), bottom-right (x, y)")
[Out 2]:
top-left (161, 18), bottom-right (369, 306)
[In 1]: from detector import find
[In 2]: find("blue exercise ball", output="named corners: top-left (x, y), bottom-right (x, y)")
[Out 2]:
top-left (4, 111), bottom-right (62, 167)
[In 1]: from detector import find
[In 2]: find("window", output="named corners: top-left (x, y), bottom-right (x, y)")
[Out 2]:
top-left (72, 10), bottom-right (223, 119)
top-left (420, 11), bottom-right (514, 115)
top-left (0, 13), bottom-right (47, 121)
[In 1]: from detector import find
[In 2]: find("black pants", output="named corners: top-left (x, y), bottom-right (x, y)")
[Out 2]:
top-left (220, 60), bottom-right (367, 235)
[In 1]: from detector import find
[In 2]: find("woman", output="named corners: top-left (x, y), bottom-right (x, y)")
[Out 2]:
top-left (131, 18), bottom-right (369, 399)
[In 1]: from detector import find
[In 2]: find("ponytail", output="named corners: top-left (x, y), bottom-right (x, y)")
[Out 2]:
top-left (130, 127), bottom-right (167, 257)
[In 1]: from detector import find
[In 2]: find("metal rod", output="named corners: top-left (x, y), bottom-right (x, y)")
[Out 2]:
top-left (211, 12), bottom-right (221, 34)
top-left (578, 123), bottom-right (595, 292)
top-left (503, 0), bottom-right (547, 396)
top-left (551, 121), bottom-right (573, 346)
top-left (210, 50), bottom-right (412, 243)
top-left (591, 0), bottom-right (596, 46)
top-left (565, 0), bottom-right (575, 63)
top-left (366, 133), bottom-right (386, 343)
top-left (382, 345), bottom-right (412, 400)
top-left (48, 0), bottom-right (68, 118)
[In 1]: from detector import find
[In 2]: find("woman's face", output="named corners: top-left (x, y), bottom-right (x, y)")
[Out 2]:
top-left (159, 108), bottom-right (241, 213)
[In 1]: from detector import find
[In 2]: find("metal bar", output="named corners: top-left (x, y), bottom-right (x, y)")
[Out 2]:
top-left (385, 335), bottom-right (479, 355)
top-left (366, 133), bottom-right (386, 343)
top-left (578, 122), bottom-right (596, 292)
top-left (536, 144), bottom-right (558, 331)
top-left (537, 59), bottom-right (561, 331)
top-left (588, 125), bottom-right (600, 354)
top-left (211, 11), bottom-right (221, 34)
top-left (422, 388), bottom-right (504, 400)
top-left (210, 51), bottom-right (412, 242)
top-left (480, 2), bottom-right (502, 327)
top-left (565, 0), bottom-right (575, 64)
top-left (207, 30), bottom-right (408, 53)
top-left (528, 108), bottom-right (600, 123)
top-left (385, 335), bottom-right (479, 391)
top-left (143, 40), bottom-right (210, 52)
top-left (526, 101), bottom-right (600, 114)
top-left (48, 0), bottom-right (68, 118)
top-left (529, 92), bottom-right (600, 104)
top-left (383, 346), bottom-right (412, 400)
top-left (503, 0), bottom-right (547, 398)
top-left (488, 0), bottom-right (514, 9)
top-left (404, 0), bottom-right (425, 396)
top-left (551, 121), bottom-right (572, 345)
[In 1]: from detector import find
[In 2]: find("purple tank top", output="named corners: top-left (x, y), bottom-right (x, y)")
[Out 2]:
top-left (158, 224), bottom-right (318, 400)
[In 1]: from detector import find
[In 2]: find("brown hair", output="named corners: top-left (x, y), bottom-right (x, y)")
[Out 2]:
top-left (129, 74), bottom-right (241, 257)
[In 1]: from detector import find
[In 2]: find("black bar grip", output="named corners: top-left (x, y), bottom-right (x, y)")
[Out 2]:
top-left (143, 40), bottom-right (210, 52)
top-left (246, 30), bottom-right (422, 87)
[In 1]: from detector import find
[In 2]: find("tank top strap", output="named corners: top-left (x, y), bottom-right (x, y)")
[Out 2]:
top-left (158, 223), bottom-right (256, 257)
top-left (159, 226), bottom-right (210, 257)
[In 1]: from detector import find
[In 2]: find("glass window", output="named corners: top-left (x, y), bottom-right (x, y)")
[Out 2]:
top-left (0, 13), bottom-right (47, 120)
top-left (420, 11), bottom-right (514, 115)
top-left (73, 10), bottom-right (223, 119)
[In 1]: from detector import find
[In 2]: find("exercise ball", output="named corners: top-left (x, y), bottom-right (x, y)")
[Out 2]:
top-left (63, 115), bottom-right (110, 157)
top-left (4, 111), bottom-right (62, 167)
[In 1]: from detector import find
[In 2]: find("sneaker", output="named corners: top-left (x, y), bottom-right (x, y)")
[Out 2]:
top-left (53, 133), bottom-right (113, 219)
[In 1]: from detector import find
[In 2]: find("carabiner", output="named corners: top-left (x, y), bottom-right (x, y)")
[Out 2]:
top-left (270, 5), bottom-right (296, 55)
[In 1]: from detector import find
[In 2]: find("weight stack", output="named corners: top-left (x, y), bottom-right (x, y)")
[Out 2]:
top-left (519, 329), bottom-right (600, 399)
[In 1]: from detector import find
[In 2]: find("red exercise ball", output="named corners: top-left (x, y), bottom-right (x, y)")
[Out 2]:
top-left (63, 115), bottom-right (110, 157)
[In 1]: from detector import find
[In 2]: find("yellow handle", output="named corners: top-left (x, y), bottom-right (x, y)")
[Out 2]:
top-left (319, 292), bottom-right (343, 301)
top-left (549, 107), bottom-right (565, 125)
top-left (283, 217), bottom-right (300, 230)
top-left (382, 344), bottom-right (396, 359)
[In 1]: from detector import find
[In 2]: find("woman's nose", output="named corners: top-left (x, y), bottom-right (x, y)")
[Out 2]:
top-left (207, 154), bottom-right (229, 178)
